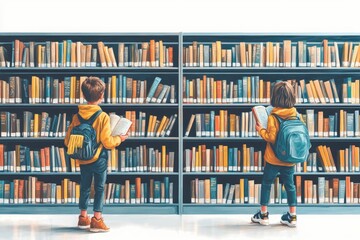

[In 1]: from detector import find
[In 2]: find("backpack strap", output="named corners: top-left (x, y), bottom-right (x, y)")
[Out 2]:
top-left (77, 110), bottom-right (103, 126)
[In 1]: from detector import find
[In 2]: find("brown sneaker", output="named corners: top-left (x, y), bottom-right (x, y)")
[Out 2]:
top-left (78, 215), bottom-right (91, 229)
top-left (90, 217), bottom-right (110, 232)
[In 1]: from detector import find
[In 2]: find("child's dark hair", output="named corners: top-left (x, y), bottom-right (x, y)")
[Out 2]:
top-left (81, 76), bottom-right (105, 103)
top-left (270, 81), bottom-right (296, 108)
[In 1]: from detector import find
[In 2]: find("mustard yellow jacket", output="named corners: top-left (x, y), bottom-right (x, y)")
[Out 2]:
top-left (258, 107), bottom-right (297, 167)
top-left (64, 105), bottom-right (121, 165)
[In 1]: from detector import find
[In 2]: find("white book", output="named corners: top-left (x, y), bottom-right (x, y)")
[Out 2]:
top-left (109, 113), bottom-right (132, 136)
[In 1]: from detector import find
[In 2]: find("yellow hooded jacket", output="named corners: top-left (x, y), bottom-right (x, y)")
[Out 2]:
top-left (258, 107), bottom-right (297, 167)
top-left (64, 105), bottom-right (122, 165)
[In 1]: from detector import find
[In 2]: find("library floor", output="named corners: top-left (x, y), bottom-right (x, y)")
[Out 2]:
top-left (0, 213), bottom-right (359, 240)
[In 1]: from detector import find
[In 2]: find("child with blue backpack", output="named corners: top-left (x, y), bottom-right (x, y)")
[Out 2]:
top-left (251, 81), bottom-right (310, 227)
top-left (65, 76), bottom-right (128, 232)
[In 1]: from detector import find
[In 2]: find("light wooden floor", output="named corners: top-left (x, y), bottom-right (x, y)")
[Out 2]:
top-left (0, 214), bottom-right (358, 240)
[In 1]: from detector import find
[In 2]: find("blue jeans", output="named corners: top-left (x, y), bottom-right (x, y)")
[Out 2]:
top-left (260, 162), bottom-right (297, 207)
top-left (79, 150), bottom-right (108, 212)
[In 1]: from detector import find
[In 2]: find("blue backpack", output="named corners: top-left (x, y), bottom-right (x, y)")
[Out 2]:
top-left (271, 114), bottom-right (311, 163)
top-left (66, 110), bottom-right (102, 160)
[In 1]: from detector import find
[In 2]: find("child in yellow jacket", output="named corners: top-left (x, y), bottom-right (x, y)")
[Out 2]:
top-left (251, 81), bottom-right (298, 227)
top-left (64, 76), bottom-right (128, 232)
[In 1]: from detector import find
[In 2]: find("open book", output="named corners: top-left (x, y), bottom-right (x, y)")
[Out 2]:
top-left (109, 113), bottom-right (132, 136)
top-left (252, 105), bottom-right (274, 129)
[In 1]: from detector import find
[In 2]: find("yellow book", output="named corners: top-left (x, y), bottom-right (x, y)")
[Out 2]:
top-left (242, 144), bottom-right (247, 172)
top-left (75, 184), bottom-right (80, 203)
top-left (159, 40), bottom-right (164, 67)
top-left (111, 148), bottom-right (116, 171)
top-left (162, 145), bottom-right (166, 172)
top-left (223, 145), bottom-right (228, 172)
top-left (309, 80), bottom-right (320, 103)
top-left (216, 41), bottom-right (222, 67)
top-left (71, 42), bottom-right (76, 67)
top-left (104, 46), bottom-right (112, 67)
top-left (97, 41), bottom-right (106, 67)
top-left (239, 178), bottom-right (244, 203)
top-left (108, 47), bottom-right (117, 67)
top-left (219, 145), bottom-right (224, 172)
top-left (56, 185), bottom-right (62, 204)
top-left (313, 80), bottom-right (326, 103)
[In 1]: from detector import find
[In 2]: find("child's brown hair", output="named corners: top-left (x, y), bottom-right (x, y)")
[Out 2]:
top-left (81, 76), bottom-right (105, 103)
top-left (270, 81), bottom-right (296, 108)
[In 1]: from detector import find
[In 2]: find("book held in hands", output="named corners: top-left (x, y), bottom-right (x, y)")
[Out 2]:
top-left (252, 105), bottom-right (273, 129)
top-left (109, 113), bottom-right (132, 136)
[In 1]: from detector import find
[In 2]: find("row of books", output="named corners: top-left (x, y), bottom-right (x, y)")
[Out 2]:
top-left (106, 146), bottom-right (175, 173)
top-left (184, 109), bottom-right (360, 138)
top-left (0, 111), bottom-right (177, 138)
top-left (183, 40), bottom-right (359, 68)
top-left (0, 111), bottom-right (69, 138)
top-left (121, 111), bottom-right (177, 137)
top-left (0, 176), bottom-right (174, 204)
top-left (189, 176), bottom-right (360, 204)
top-left (304, 109), bottom-right (360, 137)
top-left (0, 40), bottom-right (174, 68)
top-left (185, 110), bottom-right (257, 138)
top-left (183, 144), bottom-right (263, 172)
top-left (183, 144), bottom-right (360, 173)
top-left (0, 144), bottom-right (176, 173)
top-left (0, 76), bottom-right (176, 104)
top-left (182, 76), bottom-right (360, 104)
top-left (316, 145), bottom-right (360, 173)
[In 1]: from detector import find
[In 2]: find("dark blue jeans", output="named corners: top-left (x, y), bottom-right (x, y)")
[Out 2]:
top-left (260, 162), bottom-right (297, 206)
top-left (79, 150), bottom-right (108, 212)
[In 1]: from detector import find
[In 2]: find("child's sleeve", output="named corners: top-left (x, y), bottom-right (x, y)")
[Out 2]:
top-left (258, 115), bottom-right (277, 144)
top-left (100, 114), bottom-right (122, 149)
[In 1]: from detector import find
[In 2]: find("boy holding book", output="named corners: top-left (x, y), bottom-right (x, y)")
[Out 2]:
top-left (251, 81), bottom-right (298, 227)
top-left (64, 76), bottom-right (128, 232)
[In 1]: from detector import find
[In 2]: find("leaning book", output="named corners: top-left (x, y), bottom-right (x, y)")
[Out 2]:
top-left (109, 113), bottom-right (132, 136)
top-left (252, 105), bottom-right (274, 129)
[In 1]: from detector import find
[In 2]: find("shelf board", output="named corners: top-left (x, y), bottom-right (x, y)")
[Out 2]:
top-left (0, 103), bottom-right (179, 108)
top-left (0, 137), bottom-right (179, 141)
top-left (0, 204), bottom-right (179, 214)
top-left (0, 172), bottom-right (179, 176)
top-left (182, 172), bottom-right (360, 176)
top-left (0, 67), bottom-right (179, 74)
top-left (183, 137), bottom-right (360, 142)
top-left (183, 103), bottom-right (360, 108)
top-left (181, 204), bottom-right (360, 214)
top-left (183, 67), bottom-right (360, 74)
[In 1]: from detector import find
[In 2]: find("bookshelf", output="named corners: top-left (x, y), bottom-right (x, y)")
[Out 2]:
top-left (0, 33), bottom-right (181, 214)
top-left (181, 33), bottom-right (360, 214)
top-left (1, 33), bottom-right (360, 214)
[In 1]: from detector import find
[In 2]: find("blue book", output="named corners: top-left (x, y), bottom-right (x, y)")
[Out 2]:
top-left (210, 177), bottom-right (217, 204)
top-left (66, 40), bottom-right (72, 67)
top-left (45, 76), bottom-right (51, 103)
top-left (130, 184), bottom-right (136, 204)
top-left (154, 180), bottom-right (161, 203)
top-left (338, 180), bottom-right (346, 204)
top-left (0, 180), bottom-right (4, 203)
top-left (122, 75), bottom-right (127, 103)
top-left (233, 147), bottom-right (238, 171)
top-left (25, 147), bottom-right (31, 172)
top-left (244, 178), bottom-right (249, 203)
top-left (237, 79), bottom-right (243, 103)
top-left (228, 148), bottom-right (233, 172)
top-left (58, 42), bottom-right (63, 67)
top-left (146, 77), bottom-right (162, 103)
top-left (63, 77), bottom-right (71, 103)
top-left (21, 78), bottom-right (29, 103)
top-left (164, 176), bottom-right (170, 203)
top-left (117, 75), bottom-right (122, 103)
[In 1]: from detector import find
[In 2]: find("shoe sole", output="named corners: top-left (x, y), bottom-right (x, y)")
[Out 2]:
top-left (78, 225), bottom-right (90, 229)
top-left (90, 228), bottom-right (110, 233)
top-left (251, 218), bottom-right (269, 226)
top-left (280, 220), bottom-right (297, 227)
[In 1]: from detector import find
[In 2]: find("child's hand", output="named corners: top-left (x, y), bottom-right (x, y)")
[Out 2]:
top-left (255, 123), bottom-right (263, 132)
top-left (120, 134), bottom-right (128, 142)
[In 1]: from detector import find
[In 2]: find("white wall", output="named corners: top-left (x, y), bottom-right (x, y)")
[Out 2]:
top-left (0, 0), bottom-right (359, 33)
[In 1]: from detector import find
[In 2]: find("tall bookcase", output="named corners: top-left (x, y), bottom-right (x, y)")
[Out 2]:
top-left (181, 33), bottom-right (360, 214)
top-left (0, 33), bottom-right (181, 214)
top-left (0, 33), bottom-right (359, 214)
